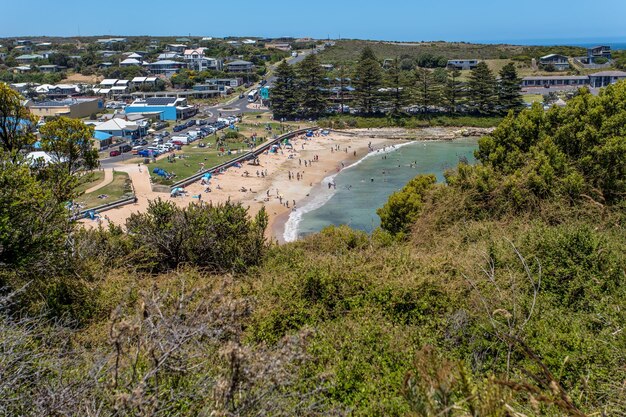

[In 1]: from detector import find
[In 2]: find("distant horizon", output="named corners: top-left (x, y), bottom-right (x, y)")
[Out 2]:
top-left (2, 34), bottom-right (626, 49)
top-left (2, 0), bottom-right (626, 44)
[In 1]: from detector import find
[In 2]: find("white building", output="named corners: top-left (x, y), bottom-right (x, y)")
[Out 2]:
top-left (183, 48), bottom-right (224, 71)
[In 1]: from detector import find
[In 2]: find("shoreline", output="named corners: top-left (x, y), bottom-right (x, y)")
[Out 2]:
top-left (80, 132), bottom-right (396, 243)
top-left (80, 127), bottom-right (486, 244)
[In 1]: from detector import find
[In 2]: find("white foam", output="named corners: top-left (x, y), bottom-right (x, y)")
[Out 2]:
top-left (282, 141), bottom-right (417, 242)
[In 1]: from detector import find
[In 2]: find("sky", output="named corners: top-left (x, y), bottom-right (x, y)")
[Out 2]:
top-left (3, 0), bottom-right (626, 44)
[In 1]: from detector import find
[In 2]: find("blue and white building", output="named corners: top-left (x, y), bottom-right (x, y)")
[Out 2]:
top-left (124, 97), bottom-right (196, 121)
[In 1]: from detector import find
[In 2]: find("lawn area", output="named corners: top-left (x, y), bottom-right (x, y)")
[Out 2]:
top-left (76, 172), bottom-right (133, 209)
top-left (147, 114), bottom-right (314, 185)
top-left (523, 94), bottom-right (544, 104)
top-left (75, 171), bottom-right (105, 194)
top-left (147, 133), bottom-right (260, 186)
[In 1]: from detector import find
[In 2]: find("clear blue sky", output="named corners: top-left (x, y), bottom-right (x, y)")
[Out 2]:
top-left (3, 0), bottom-right (626, 44)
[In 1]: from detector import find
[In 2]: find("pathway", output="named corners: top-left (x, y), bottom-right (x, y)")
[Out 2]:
top-left (85, 169), bottom-right (114, 194)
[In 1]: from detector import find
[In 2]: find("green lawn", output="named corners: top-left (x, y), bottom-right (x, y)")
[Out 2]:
top-left (148, 113), bottom-right (312, 185)
top-left (148, 135), bottom-right (259, 185)
top-left (523, 94), bottom-right (544, 104)
top-left (76, 172), bottom-right (133, 209)
top-left (75, 171), bottom-right (105, 194)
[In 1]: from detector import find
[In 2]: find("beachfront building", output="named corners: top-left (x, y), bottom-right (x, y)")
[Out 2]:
top-left (205, 78), bottom-right (244, 88)
top-left (16, 54), bottom-right (44, 64)
top-left (521, 75), bottom-right (589, 87)
top-left (588, 45), bottom-right (611, 61)
top-left (92, 118), bottom-right (141, 139)
top-left (225, 60), bottom-right (255, 73)
top-left (521, 71), bottom-right (626, 88)
top-left (165, 44), bottom-right (187, 53)
top-left (145, 60), bottom-right (185, 77)
top-left (33, 84), bottom-right (81, 97)
top-left (27, 98), bottom-right (102, 119)
top-left (124, 97), bottom-right (197, 121)
top-left (588, 71), bottom-right (626, 88)
top-left (539, 54), bottom-right (570, 70)
top-left (447, 59), bottom-right (479, 70)
top-left (183, 48), bottom-right (224, 71)
top-left (131, 76), bottom-right (158, 89)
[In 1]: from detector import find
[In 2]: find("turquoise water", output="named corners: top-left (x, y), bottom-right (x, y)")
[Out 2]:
top-left (284, 139), bottom-right (478, 240)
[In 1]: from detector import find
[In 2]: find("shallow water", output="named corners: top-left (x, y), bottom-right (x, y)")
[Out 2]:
top-left (284, 138), bottom-right (478, 241)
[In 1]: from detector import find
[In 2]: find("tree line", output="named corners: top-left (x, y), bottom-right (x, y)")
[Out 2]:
top-left (271, 47), bottom-right (524, 119)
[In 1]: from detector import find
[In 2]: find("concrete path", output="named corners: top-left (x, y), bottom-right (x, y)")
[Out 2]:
top-left (85, 169), bottom-right (114, 194)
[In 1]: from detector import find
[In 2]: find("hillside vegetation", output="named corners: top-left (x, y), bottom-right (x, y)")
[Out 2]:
top-left (319, 39), bottom-right (587, 65)
top-left (0, 82), bottom-right (625, 415)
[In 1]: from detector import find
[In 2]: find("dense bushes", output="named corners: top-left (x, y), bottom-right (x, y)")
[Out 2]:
top-left (377, 174), bottom-right (436, 236)
top-left (125, 199), bottom-right (268, 273)
top-left (438, 83), bottom-right (626, 218)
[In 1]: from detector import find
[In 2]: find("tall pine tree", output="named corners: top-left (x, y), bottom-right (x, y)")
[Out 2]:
top-left (443, 68), bottom-right (464, 113)
top-left (270, 60), bottom-right (299, 119)
top-left (384, 58), bottom-right (409, 116)
top-left (413, 68), bottom-right (441, 112)
top-left (498, 62), bottom-right (524, 114)
top-left (354, 47), bottom-right (383, 114)
top-left (467, 62), bottom-right (497, 115)
top-left (297, 54), bottom-right (327, 118)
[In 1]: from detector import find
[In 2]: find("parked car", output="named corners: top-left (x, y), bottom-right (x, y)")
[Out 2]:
top-left (109, 150), bottom-right (121, 157)
top-left (131, 146), bottom-right (143, 155)
top-left (120, 144), bottom-right (132, 153)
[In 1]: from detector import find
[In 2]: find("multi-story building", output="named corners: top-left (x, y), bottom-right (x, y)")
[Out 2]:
top-left (447, 59), bottom-right (479, 70)
top-left (183, 48), bottom-right (223, 71)
top-left (539, 54), bottom-right (570, 71)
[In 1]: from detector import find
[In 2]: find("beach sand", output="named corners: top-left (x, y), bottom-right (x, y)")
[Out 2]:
top-left (81, 132), bottom-right (395, 243)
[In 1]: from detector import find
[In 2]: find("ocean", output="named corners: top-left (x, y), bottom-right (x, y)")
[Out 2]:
top-left (495, 39), bottom-right (626, 50)
top-left (283, 138), bottom-right (478, 241)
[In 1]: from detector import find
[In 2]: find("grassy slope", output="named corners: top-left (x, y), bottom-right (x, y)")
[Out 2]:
top-left (77, 171), bottom-right (132, 208)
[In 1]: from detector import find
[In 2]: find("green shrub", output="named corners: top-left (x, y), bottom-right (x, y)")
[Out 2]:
top-left (377, 174), bottom-right (437, 236)
top-left (126, 199), bottom-right (268, 273)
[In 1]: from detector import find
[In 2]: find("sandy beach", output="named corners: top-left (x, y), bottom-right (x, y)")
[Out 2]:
top-left (81, 131), bottom-right (395, 242)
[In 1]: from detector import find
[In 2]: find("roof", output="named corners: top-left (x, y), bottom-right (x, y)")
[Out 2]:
top-left (145, 97), bottom-right (178, 105)
top-left (94, 131), bottom-right (113, 141)
top-left (184, 48), bottom-right (206, 55)
top-left (149, 60), bottom-right (183, 65)
top-left (158, 53), bottom-right (182, 59)
top-left (94, 119), bottom-right (138, 131)
top-left (227, 60), bottom-right (253, 66)
top-left (120, 58), bottom-right (141, 65)
top-left (111, 86), bottom-right (128, 91)
top-left (29, 98), bottom-right (98, 107)
top-left (127, 53), bottom-right (143, 59)
top-left (132, 77), bottom-right (147, 83)
top-left (540, 54), bottom-right (568, 60)
top-left (523, 75), bottom-right (588, 81)
top-left (16, 54), bottom-right (43, 60)
top-left (101, 79), bottom-right (118, 85)
top-left (589, 71), bottom-right (626, 77)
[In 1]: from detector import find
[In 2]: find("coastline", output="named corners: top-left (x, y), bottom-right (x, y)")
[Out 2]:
top-left (81, 131), bottom-right (396, 243)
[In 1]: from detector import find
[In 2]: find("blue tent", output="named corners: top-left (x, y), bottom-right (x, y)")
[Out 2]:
top-left (202, 173), bottom-right (212, 180)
